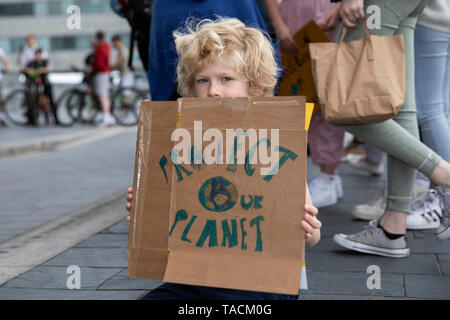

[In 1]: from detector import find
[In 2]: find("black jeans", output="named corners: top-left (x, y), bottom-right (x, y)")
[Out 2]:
top-left (140, 283), bottom-right (298, 300)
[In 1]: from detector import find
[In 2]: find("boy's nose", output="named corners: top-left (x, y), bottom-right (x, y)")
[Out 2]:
top-left (208, 82), bottom-right (222, 97)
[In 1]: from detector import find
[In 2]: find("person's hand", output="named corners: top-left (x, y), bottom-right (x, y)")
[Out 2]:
top-left (275, 21), bottom-right (299, 53)
top-left (125, 186), bottom-right (133, 221)
top-left (301, 204), bottom-right (321, 239)
top-left (339, 0), bottom-right (365, 28)
top-left (318, 3), bottom-right (341, 30)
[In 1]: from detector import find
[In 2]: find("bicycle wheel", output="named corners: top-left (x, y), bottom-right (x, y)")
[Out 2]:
top-left (4, 89), bottom-right (28, 126)
top-left (110, 87), bottom-right (145, 126)
top-left (79, 93), bottom-right (101, 124)
top-left (56, 88), bottom-right (81, 127)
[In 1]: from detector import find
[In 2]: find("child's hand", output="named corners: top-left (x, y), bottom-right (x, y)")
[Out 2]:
top-left (125, 187), bottom-right (133, 221)
top-left (301, 204), bottom-right (321, 239)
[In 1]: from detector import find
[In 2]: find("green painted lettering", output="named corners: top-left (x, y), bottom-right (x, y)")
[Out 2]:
top-left (264, 146), bottom-right (298, 182)
top-left (250, 215), bottom-right (264, 252)
top-left (221, 219), bottom-right (238, 248)
top-left (181, 215), bottom-right (197, 243)
top-left (195, 220), bottom-right (218, 248)
top-left (240, 218), bottom-right (247, 250)
top-left (169, 209), bottom-right (188, 236)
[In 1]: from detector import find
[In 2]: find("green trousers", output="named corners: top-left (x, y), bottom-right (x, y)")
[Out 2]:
top-left (336, 0), bottom-right (441, 213)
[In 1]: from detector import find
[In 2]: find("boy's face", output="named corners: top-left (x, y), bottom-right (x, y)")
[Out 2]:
top-left (193, 59), bottom-right (249, 98)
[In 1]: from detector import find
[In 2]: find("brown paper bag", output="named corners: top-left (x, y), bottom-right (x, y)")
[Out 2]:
top-left (277, 20), bottom-right (331, 114)
top-left (309, 21), bottom-right (406, 124)
top-left (128, 97), bottom-right (311, 295)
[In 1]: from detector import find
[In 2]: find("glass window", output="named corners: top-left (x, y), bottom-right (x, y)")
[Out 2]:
top-left (10, 39), bottom-right (24, 54)
top-left (51, 36), bottom-right (76, 51)
top-left (0, 39), bottom-right (10, 54)
top-left (0, 3), bottom-right (34, 17)
top-left (75, 35), bottom-right (94, 50)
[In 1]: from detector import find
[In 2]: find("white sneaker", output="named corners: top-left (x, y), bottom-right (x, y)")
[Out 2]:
top-left (351, 185), bottom-right (386, 221)
top-left (412, 176), bottom-right (430, 199)
top-left (346, 156), bottom-right (384, 176)
top-left (309, 173), bottom-right (343, 208)
top-left (351, 177), bottom-right (431, 221)
top-left (406, 189), bottom-right (442, 230)
top-left (98, 113), bottom-right (116, 128)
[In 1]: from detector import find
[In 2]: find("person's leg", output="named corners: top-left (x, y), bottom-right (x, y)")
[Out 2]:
top-left (308, 112), bottom-right (344, 207)
top-left (333, 0), bottom-right (450, 256)
top-left (95, 73), bottom-right (114, 126)
top-left (44, 84), bottom-right (59, 124)
top-left (415, 24), bottom-right (450, 162)
top-left (338, 0), bottom-right (440, 222)
top-left (140, 283), bottom-right (298, 300)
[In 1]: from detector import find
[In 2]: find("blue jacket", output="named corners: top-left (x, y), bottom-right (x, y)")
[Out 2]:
top-left (148, 0), bottom-right (281, 101)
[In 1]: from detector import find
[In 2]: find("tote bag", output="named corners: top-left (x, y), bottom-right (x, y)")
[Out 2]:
top-left (309, 20), bottom-right (405, 124)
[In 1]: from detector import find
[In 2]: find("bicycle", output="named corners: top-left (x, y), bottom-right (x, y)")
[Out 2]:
top-left (4, 71), bottom-right (56, 126)
top-left (57, 69), bottom-right (148, 126)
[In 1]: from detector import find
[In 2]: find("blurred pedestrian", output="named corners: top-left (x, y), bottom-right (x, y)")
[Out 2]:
top-left (406, 0), bottom-right (450, 230)
top-left (110, 0), bottom-right (152, 72)
top-left (265, 0), bottom-right (345, 208)
top-left (111, 34), bottom-right (134, 93)
top-left (18, 34), bottom-right (48, 69)
top-left (330, 0), bottom-right (450, 258)
top-left (147, 0), bottom-right (281, 101)
top-left (23, 48), bottom-right (59, 126)
top-left (0, 47), bottom-right (12, 126)
top-left (92, 31), bottom-right (115, 127)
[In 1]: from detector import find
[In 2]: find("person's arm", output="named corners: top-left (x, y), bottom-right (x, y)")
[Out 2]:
top-left (0, 55), bottom-right (11, 73)
top-left (110, 52), bottom-right (122, 70)
top-left (264, 0), bottom-right (298, 53)
top-left (338, 0), bottom-right (365, 28)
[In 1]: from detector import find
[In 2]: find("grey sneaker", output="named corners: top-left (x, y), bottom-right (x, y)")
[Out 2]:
top-left (435, 184), bottom-right (450, 241)
top-left (333, 220), bottom-right (410, 258)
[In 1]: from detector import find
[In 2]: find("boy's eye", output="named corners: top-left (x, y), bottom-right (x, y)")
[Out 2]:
top-left (196, 79), bottom-right (208, 84)
top-left (221, 77), bottom-right (233, 82)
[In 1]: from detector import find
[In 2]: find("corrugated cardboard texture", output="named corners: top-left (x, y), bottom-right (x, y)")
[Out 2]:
top-left (129, 97), bottom-right (308, 295)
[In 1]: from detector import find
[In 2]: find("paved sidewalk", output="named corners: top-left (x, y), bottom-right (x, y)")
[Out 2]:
top-left (0, 158), bottom-right (449, 300)
top-left (0, 124), bottom-right (130, 158)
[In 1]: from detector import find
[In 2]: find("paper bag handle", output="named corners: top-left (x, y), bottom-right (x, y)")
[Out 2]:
top-left (338, 18), bottom-right (374, 61)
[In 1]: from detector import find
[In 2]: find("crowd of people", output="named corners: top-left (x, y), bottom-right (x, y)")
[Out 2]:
top-left (0, 31), bottom-right (134, 127)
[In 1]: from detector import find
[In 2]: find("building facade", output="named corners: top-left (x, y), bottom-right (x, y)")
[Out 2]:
top-left (0, 0), bottom-right (135, 71)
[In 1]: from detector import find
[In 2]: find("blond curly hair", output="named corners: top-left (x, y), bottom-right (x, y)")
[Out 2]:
top-left (173, 17), bottom-right (279, 97)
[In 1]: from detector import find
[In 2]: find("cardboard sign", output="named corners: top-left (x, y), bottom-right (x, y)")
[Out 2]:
top-left (277, 20), bottom-right (331, 113)
top-left (128, 97), bottom-right (313, 295)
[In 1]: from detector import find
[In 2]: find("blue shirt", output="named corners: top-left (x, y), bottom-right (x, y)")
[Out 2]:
top-left (148, 0), bottom-right (280, 101)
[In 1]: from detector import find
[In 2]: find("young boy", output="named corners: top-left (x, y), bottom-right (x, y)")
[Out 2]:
top-left (126, 17), bottom-right (321, 300)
